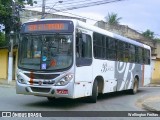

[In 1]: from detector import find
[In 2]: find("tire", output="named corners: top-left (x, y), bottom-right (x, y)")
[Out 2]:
top-left (129, 77), bottom-right (138, 94)
top-left (88, 80), bottom-right (98, 103)
top-left (47, 97), bottom-right (55, 102)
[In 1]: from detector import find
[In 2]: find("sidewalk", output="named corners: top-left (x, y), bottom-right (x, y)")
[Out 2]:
top-left (0, 80), bottom-right (160, 112)
top-left (0, 79), bottom-right (16, 87)
top-left (142, 96), bottom-right (160, 111)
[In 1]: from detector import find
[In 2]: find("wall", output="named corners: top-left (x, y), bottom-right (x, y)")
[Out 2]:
top-left (0, 49), bottom-right (8, 79)
top-left (155, 41), bottom-right (160, 58)
top-left (151, 59), bottom-right (160, 83)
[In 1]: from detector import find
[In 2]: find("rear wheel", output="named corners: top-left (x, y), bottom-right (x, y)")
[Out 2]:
top-left (87, 80), bottom-right (98, 103)
top-left (129, 77), bottom-right (138, 94)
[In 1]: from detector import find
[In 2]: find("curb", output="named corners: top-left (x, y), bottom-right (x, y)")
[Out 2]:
top-left (0, 84), bottom-right (15, 88)
top-left (0, 80), bottom-right (16, 88)
top-left (145, 84), bottom-right (160, 87)
top-left (142, 102), bottom-right (158, 112)
top-left (137, 95), bottom-right (160, 112)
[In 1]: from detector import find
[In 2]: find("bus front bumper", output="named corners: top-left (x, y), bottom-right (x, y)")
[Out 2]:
top-left (16, 81), bottom-right (74, 98)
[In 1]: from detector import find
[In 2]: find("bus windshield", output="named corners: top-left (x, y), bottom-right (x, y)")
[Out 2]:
top-left (18, 34), bottom-right (73, 71)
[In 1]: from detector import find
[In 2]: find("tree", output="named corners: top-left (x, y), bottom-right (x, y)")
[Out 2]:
top-left (142, 29), bottom-right (154, 39)
top-left (0, 32), bottom-right (5, 46)
top-left (154, 38), bottom-right (160, 41)
top-left (0, 0), bottom-right (36, 47)
top-left (105, 12), bottom-right (122, 25)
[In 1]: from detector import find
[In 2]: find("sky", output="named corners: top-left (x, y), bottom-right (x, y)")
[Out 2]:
top-left (26, 0), bottom-right (160, 38)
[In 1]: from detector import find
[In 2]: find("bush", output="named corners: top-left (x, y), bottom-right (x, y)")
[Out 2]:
top-left (0, 32), bottom-right (6, 47)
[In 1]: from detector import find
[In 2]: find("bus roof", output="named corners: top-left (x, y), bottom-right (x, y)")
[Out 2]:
top-left (76, 20), bottom-right (151, 50)
top-left (23, 18), bottom-right (151, 50)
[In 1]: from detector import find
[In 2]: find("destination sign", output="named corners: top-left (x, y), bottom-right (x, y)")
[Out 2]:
top-left (27, 23), bottom-right (68, 31)
top-left (21, 20), bottom-right (74, 33)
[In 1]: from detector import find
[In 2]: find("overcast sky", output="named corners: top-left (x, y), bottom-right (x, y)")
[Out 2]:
top-left (27, 0), bottom-right (160, 38)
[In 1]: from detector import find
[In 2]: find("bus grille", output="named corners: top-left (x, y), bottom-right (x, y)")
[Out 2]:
top-left (25, 73), bottom-right (60, 80)
top-left (31, 87), bottom-right (50, 93)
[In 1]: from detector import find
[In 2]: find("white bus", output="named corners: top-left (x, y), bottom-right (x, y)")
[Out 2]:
top-left (16, 19), bottom-right (151, 103)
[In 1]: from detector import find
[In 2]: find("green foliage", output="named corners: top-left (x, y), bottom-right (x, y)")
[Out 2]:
top-left (0, 32), bottom-right (6, 47)
top-left (154, 38), bottom-right (160, 41)
top-left (0, 0), bottom-right (36, 47)
top-left (0, 32), bottom-right (5, 42)
top-left (105, 12), bottom-right (122, 25)
top-left (142, 29), bottom-right (154, 39)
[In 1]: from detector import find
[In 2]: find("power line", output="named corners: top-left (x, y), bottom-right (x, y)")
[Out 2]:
top-left (52, 8), bottom-right (100, 21)
top-left (46, 0), bottom-right (97, 6)
top-left (55, 0), bottom-right (126, 11)
top-left (43, 0), bottom-right (122, 21)
top-left (27, 0), bottom-right (125, 11)
top-left (24, 1), bottom-right (160, 37)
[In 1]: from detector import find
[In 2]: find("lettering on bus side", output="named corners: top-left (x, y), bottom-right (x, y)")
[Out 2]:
top-left (101, 62), bottom-right (114, 73)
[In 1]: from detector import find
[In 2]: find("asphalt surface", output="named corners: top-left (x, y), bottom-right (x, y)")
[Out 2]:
top-left (0, 79), bottom-right (160, 111)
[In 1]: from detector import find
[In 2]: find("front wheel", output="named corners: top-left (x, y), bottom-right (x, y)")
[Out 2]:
top-left (87, 80), bottom-right (98, 103)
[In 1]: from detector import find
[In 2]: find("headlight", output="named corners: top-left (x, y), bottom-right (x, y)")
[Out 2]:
top-left (55, 74), bottom-right (73, 86)
top-left (17, 75), bottom-right (26, 84)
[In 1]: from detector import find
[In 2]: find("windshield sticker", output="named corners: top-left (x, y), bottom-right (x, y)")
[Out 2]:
top-left (41, 63), bottom-right (46, 69)
top-left (42, 56), bottom-right (47, 62)
top-left (34, 51), bottom-right (41, 58)
top-left (50, 60), bottom-right (56, 67)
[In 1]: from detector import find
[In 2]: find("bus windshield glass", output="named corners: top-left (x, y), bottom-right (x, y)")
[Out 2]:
top-left (18, 34), bottom-right (73, 71)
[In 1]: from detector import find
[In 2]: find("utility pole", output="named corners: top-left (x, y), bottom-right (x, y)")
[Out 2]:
top-left (41, 0), bottom-right (63, 19)
top-left (8, 0), bottom-right (15, 83)
top-left (41, 0), bottom-right (46, 19)
top-left (8, 31), bottom-right (14, 83)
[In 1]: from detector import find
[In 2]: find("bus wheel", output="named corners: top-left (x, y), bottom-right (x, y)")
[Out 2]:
top-left (129, 78), bottom-right (138, 94)
top-left (47, 97), bottom-right (55, 102)
top-left (88, 80), bottom-right (98, 103)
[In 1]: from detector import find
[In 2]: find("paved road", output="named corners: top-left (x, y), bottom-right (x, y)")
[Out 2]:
top-left (0, 86), bottom-right (160, 120)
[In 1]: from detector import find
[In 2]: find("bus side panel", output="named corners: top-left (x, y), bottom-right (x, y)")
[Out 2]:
top-left (74, 66), bottom-right (92, 98)
top-left (92, 59), bottom-right (117, 93)
top-left (143, 65), bottom-right (151, 86)
top-left (115, 62), bottom-right (142, 91)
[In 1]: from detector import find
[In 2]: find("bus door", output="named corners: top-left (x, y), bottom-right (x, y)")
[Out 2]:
top-left (74, 31), bottom-right (93, 98)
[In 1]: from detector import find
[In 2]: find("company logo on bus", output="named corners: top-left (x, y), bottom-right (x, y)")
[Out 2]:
top-left (101, 62), bottom-right (114, 73)
top-left (38, 81), bottom-right (43, 85)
